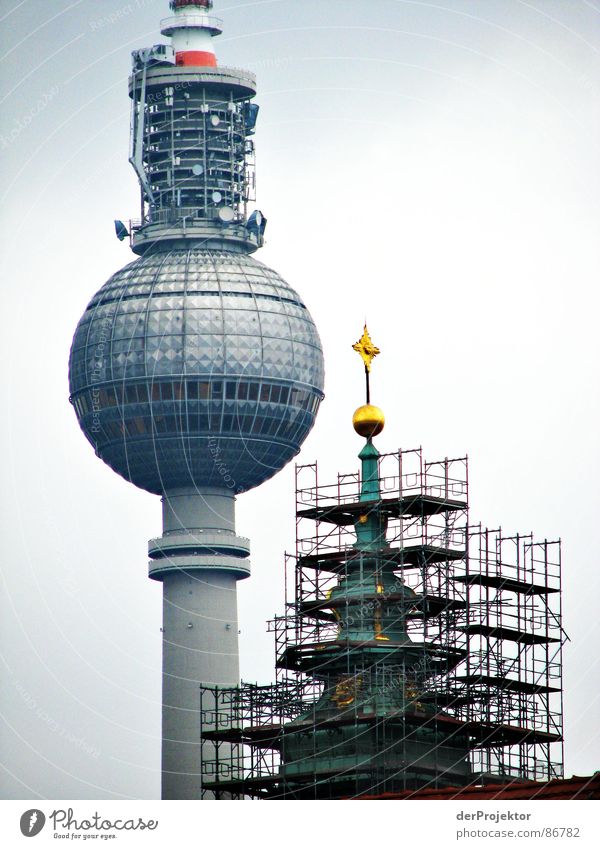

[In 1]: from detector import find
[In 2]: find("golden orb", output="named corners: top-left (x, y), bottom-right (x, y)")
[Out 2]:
top-left (352, 404), bottom-right (385, 438)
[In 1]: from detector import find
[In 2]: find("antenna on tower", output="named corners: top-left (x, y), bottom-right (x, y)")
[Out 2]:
top-left (114, 220), bottom-right (129, 242)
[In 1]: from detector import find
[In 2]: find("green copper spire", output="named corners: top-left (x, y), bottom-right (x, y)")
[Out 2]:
top-left (355, 441), bottom-right (385, 550)
top-left (270, 323), bottom-right (472, 796)
top-left (351, 324), bottom-right (385, 546)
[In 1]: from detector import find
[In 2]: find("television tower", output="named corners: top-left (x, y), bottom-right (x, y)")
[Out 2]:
top-left (69, 0), bottom-right (324, 799)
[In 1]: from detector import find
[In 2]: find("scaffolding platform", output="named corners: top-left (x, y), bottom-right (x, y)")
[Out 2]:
top-left (299, 593), bottom-right (466, 619)
top-left (454, 674), bottom-right (561, 696)
top-left (297, 493), bottom-right (468, 526)
top-left (298, 544), bottom-right (466, 573)
top-left (461, 624), bottom-right (561, 645)
top-left (276, 640), bottom-right (467, 675)
top-left (454, 573), bottom-right (560, 596)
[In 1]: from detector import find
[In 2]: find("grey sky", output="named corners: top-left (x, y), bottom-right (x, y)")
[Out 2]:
top-left (0, 0), bottom-right (599, 799)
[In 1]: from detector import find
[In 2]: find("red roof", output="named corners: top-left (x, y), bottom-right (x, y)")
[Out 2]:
top-left (358, 773), bottom-right (600, 800)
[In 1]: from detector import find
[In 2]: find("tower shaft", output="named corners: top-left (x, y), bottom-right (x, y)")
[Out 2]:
top-left (149, 488), bottom-right (250, 799)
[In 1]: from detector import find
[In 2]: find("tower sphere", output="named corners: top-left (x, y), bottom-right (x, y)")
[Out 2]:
top-left (352, 404), bottom-right (385, 439)
top-left (69, 249), bottom-right (324, 495)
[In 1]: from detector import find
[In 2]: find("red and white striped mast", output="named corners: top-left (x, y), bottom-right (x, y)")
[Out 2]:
top-left (161, 0), bottom-right (222, 68)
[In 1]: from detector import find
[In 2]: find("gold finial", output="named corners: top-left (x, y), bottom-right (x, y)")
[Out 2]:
top-left (352, 324), bottom-right (380, 373)
top-left (351, 322), bottom-right (385, 438)
top-left (353, 404), bottom-right (385, 438)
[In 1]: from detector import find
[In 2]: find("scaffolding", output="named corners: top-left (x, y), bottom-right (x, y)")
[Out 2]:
top-left (199, 448), bottom-right (564, 799)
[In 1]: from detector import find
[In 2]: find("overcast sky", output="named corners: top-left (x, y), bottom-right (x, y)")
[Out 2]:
top-left (1, 0), bottom-right (599, 799)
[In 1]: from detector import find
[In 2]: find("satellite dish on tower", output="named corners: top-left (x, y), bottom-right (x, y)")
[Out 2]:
top-left (218, 207), bottom-right (235, 223)
top-left (212, 191), bottom-right (222, 204)
top-left (192, 164), bottom-right (204, 176)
